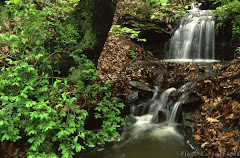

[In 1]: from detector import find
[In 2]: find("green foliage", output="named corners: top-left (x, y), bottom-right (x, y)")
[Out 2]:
top-left (145, 0), bottom-right (187, 23)
top-left (119, 0), bottom-right (187, 24)
top-left (128, 50), bottom-right (137, 60)
top-left (211, 0), bottom-right (240, 46)
top-left (150, 8), bottom-right (186, 23)
top-left (236, 47), bottom-right (240, 52)
top-left (111, 25), bottom-right (146, 42)
top-left (0, 0), bottom-right (127, 157)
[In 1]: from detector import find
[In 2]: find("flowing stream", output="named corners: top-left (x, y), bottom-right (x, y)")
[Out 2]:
top-left (79, 83), bottom-right (193, 158)
top-left (164, 3), bottom-right (219, 62)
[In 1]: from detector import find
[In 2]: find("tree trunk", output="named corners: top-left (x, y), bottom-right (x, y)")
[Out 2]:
top-left (67, 0), bottom-right (117, 65)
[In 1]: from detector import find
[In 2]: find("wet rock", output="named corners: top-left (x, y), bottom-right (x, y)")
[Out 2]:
top-left (182, 112), bottom-right (195, 128)
top-left (119, 14), bottom-right (169, 35)
top-left (215, 20), bottom-right (235, 60)
top-left (169, 90), bottom-right (182, 102)
top-left (126, 90), bottom-right (139, 103)
top-left (181, 94), bottom-right (202, 112)
top-left (181, 94), bottom-right (202, 151)
top-left (129, 81), bottom-right (152, 91)
top-left (157, 110), bottom-right (166, 123)
top-left (182, 111), bottom-right (201, 152)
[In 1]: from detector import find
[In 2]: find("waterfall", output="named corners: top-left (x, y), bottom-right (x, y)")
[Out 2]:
top-left (109, 83), bottom-right (192, 158)
top-left (165, 3), bottom-right (218, 62)
top-left (81, 84), bottom-right (193, 158)
top-left (167, 83), bottom-right (191, 126)
top-left (128, 83), bottom-right (191, 128)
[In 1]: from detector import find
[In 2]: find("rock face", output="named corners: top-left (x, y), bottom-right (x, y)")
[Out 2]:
top-left (118, 14), bottom-right (171, 59)
top-left (215, 20), bottom-right (235, 60)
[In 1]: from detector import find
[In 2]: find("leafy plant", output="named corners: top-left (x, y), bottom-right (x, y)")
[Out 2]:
top-left (0, 0), bottom-right (128, 157)
top-left (147, 1), bottom-right (187, 23)
top-left (111, 25), bottom-right (146, 42)
top-left (211, 0), bottom-right (240, 46)
top-left (236, 47), bottom-right (240, 52)
top-left (128, 49), bottom-right (137, 60)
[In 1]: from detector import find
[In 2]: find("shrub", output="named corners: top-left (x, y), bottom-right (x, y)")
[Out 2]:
top-left (0, 0), bottom-right (127, 157)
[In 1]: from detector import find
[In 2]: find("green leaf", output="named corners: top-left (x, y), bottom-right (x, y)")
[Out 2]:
top-left (36, 40), bottom-right (41, 46)
top-left (12, 0), bottom-right (20, 4)
top-left (79, 132), bottom-right (85, 139)
top-left (47, 65), bottom-right (52, 69)
top-left (75, 144), bottom-right (82, 152)
top-left (22, 38), bottom-right (27, 44)
top-left (73, 136), bottom-right (78, 143)
top-left (35, 54), bottom-right (44, 60)
top-left (2, 134), bottom-right (10, 141)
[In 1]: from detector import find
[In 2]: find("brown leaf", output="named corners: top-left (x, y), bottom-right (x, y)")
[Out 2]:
top-left (3, 20), bottom-right (10, 30)
top-left (204, 80), bottom-right (212, 83)
top-left (2, 45), bottom-right (10, 53)
top-left (226, 113), bottom-right (234, 119)
top-left (206, 117), bottom-right (219, 123)
top-left (193, 134), bottom-right (201, 141)
top-left (201, 142), bottom-right (209, 148)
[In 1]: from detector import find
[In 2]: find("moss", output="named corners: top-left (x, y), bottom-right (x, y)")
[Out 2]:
top-left (66, 0), bottom-right (97, 52)
top-left (79, 27), bottom-right (97, 51)
top-left (65, 0), bottom-right (117, 64)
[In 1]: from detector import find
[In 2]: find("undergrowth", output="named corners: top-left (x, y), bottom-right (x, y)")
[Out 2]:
top-left (0, 0), bottom-right (127, 157)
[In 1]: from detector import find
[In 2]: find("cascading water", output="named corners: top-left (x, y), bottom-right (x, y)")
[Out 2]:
top-left (165, 3), bottom-right (219, 62)
top-left (129, 83), bottom-right (192, 128)
top-left (109, 83), bottom-right (193, 158)
top-left (80, 83), bottom-right (193, 158)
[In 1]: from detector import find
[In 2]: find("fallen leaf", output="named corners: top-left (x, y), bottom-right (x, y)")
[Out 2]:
top-left (3, 45), bottom-right (10, 53)
top-left (226, 113), bottom-right (234, 119)
top-left (204, 80), bottom-right (212, 83)
top-left (201, 142), bottom-right (209, 148)
top-left (193, 134), bottom-right (201, 141)
top-left (206, 117), bottom-right (219, 123)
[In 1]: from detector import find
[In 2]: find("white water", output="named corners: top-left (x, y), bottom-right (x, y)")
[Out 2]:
top-left (164, 59), bottom-right (219, 63)
top-left (79, 82), bottom-right (193, 158)
top-left (99, 83), bottom-right (192, 158)
top-left (129, 83), bottom-right (192, 129)
top-left (168, 83), bottom-right (191, 126)
top-left (165, 3), bottom-right (217, 62)
top-left (79, 84), bottom-right (194, 158)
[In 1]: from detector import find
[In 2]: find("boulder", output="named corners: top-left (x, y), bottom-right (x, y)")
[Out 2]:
top-left (118, 14), bottom-right (171, 59)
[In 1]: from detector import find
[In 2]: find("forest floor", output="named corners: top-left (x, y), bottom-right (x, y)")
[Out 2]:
top-left (97, 27), bottom-right (240, 156)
